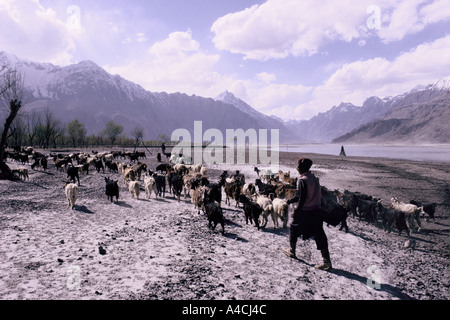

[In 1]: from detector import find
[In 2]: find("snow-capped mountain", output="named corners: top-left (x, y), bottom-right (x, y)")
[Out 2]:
top-left (0, 52), bottom-right (295, 142)
top-left (215, 91), bottom-right (295, 142)
top-left (2, 51), bottom-right (448, 144)
top-left (286, 77), bottom-right (450, 143)
top-left (332, 81), bottom-right (450, 144)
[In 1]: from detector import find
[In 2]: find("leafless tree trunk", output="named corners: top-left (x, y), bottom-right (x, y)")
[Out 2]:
top-left (0, 66), bottom-right (25, 178)
top-left (25, 110), bottom-right (41, 147)
top-left (131, 126), bottom-right (144, 152)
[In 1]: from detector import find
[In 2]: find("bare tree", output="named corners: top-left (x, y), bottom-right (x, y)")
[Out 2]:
top-left (38, 107), bottom-right (59, 149)
top-left (8, 115), bottom-right (26, 147)
top-left (131, 126), bottom-right (144, 151)
top-left (24, 110), bottom-right (41, 147)
top-left (0, 66), bottom-right (25, 178)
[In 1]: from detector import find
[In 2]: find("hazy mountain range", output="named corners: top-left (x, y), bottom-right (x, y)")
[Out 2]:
top-left (1, 51), bottom-right (449, 144)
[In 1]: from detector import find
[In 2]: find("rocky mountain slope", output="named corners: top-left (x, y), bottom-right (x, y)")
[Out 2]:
top-left (1, 51), bottom-right (449, 144)
top-left (333, 81), bottom-right (450, 144)
top-left (286, 79), bottom-right (450, 143)
top-left (0, 52), bottom-right (293, 143)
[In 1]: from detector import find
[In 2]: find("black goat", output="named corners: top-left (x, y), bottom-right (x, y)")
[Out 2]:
top-left (239, 194), bottom-right (262, 230)
top-left (255, 178), bottom-right (277, 196)
top-left (152, 172), bottom-right (166, 198)
top-left (202, 194), bottom-right (225, 235)
top-left (66, 164), bottom-right (80, 185)
top-left (31, 156), bottom-right (47, 171)
top-left (105, 177), bottom-right (119, 203)
top-left (410, 200), bottom-right (436, 222)
top-left (94, 159), bottom-right (105, 173)
top-left (170, 173), bottom-right (184, 202)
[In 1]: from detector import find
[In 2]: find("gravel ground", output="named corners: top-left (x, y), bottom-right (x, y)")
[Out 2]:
top-left (0, 148), bottom-right (448, 304)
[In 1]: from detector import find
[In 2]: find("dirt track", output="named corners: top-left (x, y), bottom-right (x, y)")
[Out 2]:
top-left (0, 149), bottom-right (449, 301)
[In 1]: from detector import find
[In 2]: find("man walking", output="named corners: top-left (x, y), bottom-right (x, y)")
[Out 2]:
top-left (282, 158), bottom-right (332, 271)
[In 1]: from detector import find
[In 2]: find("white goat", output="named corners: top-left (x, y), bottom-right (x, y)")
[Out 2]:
top-left (128, 180), bottom-right (140, 199)
top-left (143, 175), bottom-right (157, 199)
top-left (256, 194), bottom-right (274, 228)
top-left (241, 183), bottom-right (256, 199)
top-left (272, 198), bottom-right (289, 228)
top-left (391, 197), bottom-right (423, 232)
top-left (64, 182), bottom-right (78, 209)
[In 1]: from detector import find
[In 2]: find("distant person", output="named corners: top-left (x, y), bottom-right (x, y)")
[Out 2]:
top-left (161, 143), bottom-right (166, 155)
top-left (233, 170), bottom-right (245, 185)
top-left (282, 158), bottom-right (332, 271)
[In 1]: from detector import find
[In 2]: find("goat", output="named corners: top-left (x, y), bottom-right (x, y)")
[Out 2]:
top-left (391, 197), bottom-right (423, 233)
top-left (31, 157), bottom-right (47, 171)
top-left (93, 159), bottom-right (105, 173)
top-left (410, 200), bottom-right (436, 223)
top-left (376, 200), bottom-right (412, 236)
top-left (183, 173), bottom-right (200, 199)
top-left (135, 162), bottom-right (147, 180)
top-left (152, 172), bottom-right (166, 198)
top-left (255, 178), bottom-right (277, 196)
top-left (105, 177), bottom-right (119, 203)
top-left (156, 163), bottom-right (172, 174)
top-left (123, 167), bottom-right (137, 187)
top-left (334, 189), bottom-right (358, 219)
top-left (128, 180), bottom-right (140, 199)
top-left (64, 181), bottom-right (78, 209)
top-left (190, 182), bottom-right (206, 214)
top-left (338, 190), bottom-right (378, 222)
top-left (66, 164), bottom-right (80, 186)
top-left (279, 170), bottom-right (297, 186)
top-left (321, 187), bottom-right (349, 232)
top-left (241, 183), bottom-right (256, 199)
top-left (275, 184), bottom-right (297, 201)
top-left (55, 157), bottom-right (72, 171)
top-left (224, 180), bottom-right (241, 207)
top-left (256, 194), bottom-right (275, 228)
top-left (143, 174), bottom-right (158, 199)
top-left (272, 198), bottom-right (289, 228)
top-left (12, 168), bottom-right (29, 181)
top-left (254, 167), bottom-right (277, 183)
top-left (202, 181), bottom-right (222, 207)
top-left (238, 194), bottom-right (262, 230)
top-left (170, 173), bottom-right (184, 202)
top-left (202, 193), bottom-right (225, 235)
top-left (105, 160), bottom-right (118, 173)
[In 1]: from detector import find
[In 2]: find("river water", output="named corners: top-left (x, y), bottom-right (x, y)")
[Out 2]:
top-left (279, 144), bottom-right (450, 163)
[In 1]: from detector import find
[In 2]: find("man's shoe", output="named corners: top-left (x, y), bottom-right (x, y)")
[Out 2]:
top-left (282, 248), bottom-right (296, 258)
top-left (314, 259), bottom-right (332, 271)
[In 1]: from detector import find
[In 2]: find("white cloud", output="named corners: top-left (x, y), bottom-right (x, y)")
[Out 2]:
top-left (105, 30), bottom-right (228, 97)
top-left (0, 0), bottom-right (78, 65)
top-left (211, 0), bottom-right (450, 60)
top-left (421, 0), bottom-right (450, 24)
top-left (148, 29), bottom-right (200, 60)
top-left (289, 35), bottom-right (450, 120)
top-left (256, 72), bottom-right (277, 84)
top-left (211, 0), bottom-right (373, 60)
top-left (135, 32), bottom-right (148, 43)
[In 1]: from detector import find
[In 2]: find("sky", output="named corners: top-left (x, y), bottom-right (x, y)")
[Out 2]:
top-left (0, 0), bottom-right (449, 121)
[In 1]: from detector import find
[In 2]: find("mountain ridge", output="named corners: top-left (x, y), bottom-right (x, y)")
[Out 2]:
top-left (1, 51), bottom-right (449, 144)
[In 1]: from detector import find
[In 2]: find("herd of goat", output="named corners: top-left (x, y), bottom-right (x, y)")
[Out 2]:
top-left (6, 147), bottom-right (437, 238)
